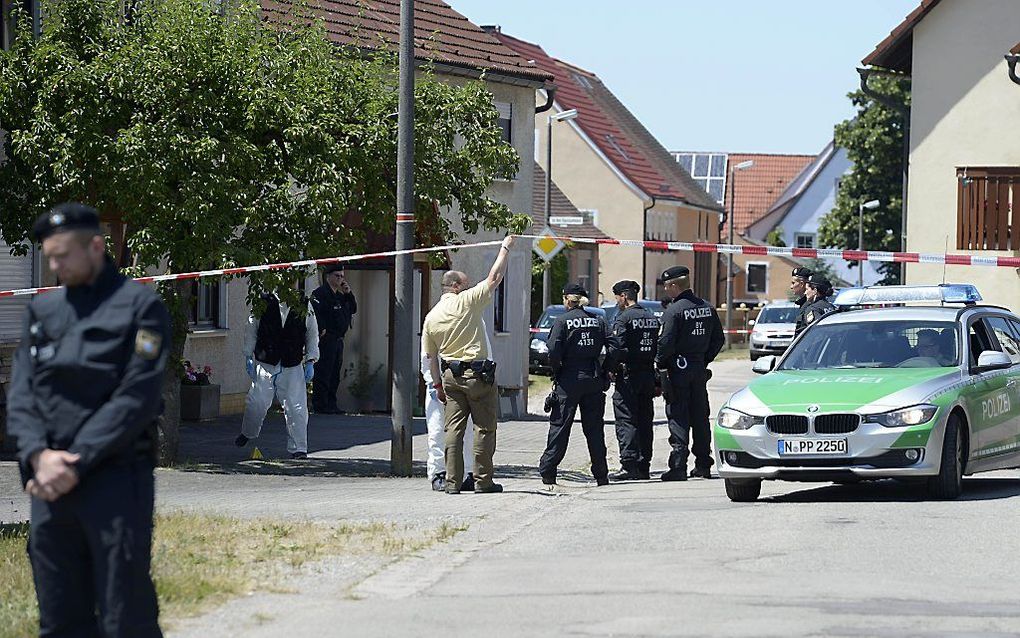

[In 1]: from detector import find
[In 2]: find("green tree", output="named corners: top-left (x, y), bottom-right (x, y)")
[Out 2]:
top-left (0, 0), bottom-right (526, 463)
top-left (818, 75), bottom-right (909, 285)
top-left (764, 227), bottom-right (786, 247)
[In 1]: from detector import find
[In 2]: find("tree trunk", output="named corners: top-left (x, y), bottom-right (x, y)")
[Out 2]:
top-left (157, 280), bottom-right (191, 466)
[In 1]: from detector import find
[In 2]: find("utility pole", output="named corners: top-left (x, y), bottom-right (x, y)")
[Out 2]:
top-left (391, 0), bottom-right (414, 476)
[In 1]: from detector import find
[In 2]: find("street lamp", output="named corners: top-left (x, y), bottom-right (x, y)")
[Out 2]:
top-left (542, 108), bottom-right (579, 308)
top-left (725, 159), bottom-right (754, 349)
top-left (858, 199), bottom-right (880, 287)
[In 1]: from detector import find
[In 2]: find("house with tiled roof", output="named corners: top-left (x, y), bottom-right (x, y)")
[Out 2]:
top-left (492, 28), bottom-right (724, 305)
top-left (161, 1), bottom-right (552, 417)
top-left (674, 151), bottom-right (817, 306)
top-left (862, 0), bottom-right (1020, 309)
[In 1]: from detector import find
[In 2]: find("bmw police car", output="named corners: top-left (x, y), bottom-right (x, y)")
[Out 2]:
top-left (716, 285), bottom-right (1020, 502)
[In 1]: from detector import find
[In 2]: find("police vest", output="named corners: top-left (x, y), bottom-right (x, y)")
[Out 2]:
top-left (255, 295), bottom-right (308, 368)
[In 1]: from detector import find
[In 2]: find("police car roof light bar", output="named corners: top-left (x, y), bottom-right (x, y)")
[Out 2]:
top-left (833, 284), bottom-right (982, 307)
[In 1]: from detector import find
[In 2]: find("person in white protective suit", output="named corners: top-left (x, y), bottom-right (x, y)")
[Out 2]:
top-left (421, 320), bottom-right (492, 492)
top-left (235, 291), bottom-right (319, 459)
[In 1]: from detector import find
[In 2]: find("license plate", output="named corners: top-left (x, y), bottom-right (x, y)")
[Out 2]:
top-left (777, 438), bottom-right (848, 456)
top-left (768, 340), bottom-right (788, 348)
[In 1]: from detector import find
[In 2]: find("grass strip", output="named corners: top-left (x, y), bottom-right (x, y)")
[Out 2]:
top-left (0, 513), bottom-right (463, 638)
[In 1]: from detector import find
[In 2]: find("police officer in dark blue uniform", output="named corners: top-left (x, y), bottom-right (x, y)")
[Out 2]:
top-left (311, 264), bottom-right (357, 413)
top-left (538, 283), bottom-right (610, 486)
top-left (8, 203), bottom-right (170, 637)
top-left (606, 280), bottom-right (658, 481)
top-left (790, 266), bottom-right (813, 309)
top-left (795, 273), bottom-right (835, 336)
top-left (656, 266), bottom-right (724, 481)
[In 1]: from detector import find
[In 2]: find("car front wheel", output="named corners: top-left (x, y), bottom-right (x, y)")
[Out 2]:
top-left (725, 478), bottom-right (762, 502)
top-left (927, 415), bottom-right (964, 500)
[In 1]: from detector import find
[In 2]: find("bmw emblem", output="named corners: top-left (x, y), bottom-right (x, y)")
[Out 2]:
top-left (807, 404), bottom-right (820, 413)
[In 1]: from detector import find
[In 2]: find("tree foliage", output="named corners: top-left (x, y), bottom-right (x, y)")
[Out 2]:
top-left (0, 0), bottom-right (527, 462)
top-left (764, 227), bottom-right (786, 247)
top-left (818, 75), bottom-right (909, 285)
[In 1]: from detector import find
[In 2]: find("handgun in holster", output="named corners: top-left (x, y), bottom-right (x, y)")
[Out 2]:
top-left (543, 383), bottom-right (558, 413)
top-left (656, 368), bottom-right (673, 403)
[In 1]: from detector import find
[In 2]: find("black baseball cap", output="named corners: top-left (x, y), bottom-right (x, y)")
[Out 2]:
top-left (562, 283), bottom-right (588, 297)
top-left (791, 267), bottom-right (813, 281)
top-left (32, 202), bottom-right (101, 242)
top-left (660, 265), bottom-right (690, 283)
top-left (612, 280), bottom-right (640, 295)
top-left (323, 264), bottom-right (344, 275)
top-left (807, 273), bottom-right (831, 289)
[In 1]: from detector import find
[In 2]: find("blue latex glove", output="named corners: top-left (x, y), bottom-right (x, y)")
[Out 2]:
top-left (304, 361), bottom-right (315, 383)
top-left (246, 357), bottom-right (255, 381)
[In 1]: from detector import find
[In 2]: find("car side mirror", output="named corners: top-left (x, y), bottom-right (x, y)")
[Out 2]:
top-left (752, 355), bottom-right (776, 374)
top-left (975, 350), bottom-right (1013, 372)
top-left (748, 319), bottom-right (756, 327)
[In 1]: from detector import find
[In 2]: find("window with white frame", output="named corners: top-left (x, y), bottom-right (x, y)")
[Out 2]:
top-left (495, 102), bottom-right (512, 145)
top-left (189, 280), bottom-right (226, 328)
top-left (795, 233), bottom-right (815, 249)
top-left (674, 152), bottom-right (728, 204)
top-left (746, 262), bottom-right (768, 294)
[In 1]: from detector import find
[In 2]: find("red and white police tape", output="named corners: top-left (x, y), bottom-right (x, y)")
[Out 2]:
top-left (1, 234), bottom-right (1011, 298)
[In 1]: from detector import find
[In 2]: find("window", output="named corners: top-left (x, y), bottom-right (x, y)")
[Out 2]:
top-left (968, 320), bottom-right (996, 366)
top-left (746, 262), bottom-right (768, 294)
top-left (189, 280), bottom-right (223, 328)
top-left (493, 279), bottom-right (507, 333)
top-left (674, 152), bottom-right (728, 204)
top-left (986, 316), bottom-right (1020, 364)
top-left (956, 167), bottom-right (1020, 251)
top-left (795, 233), bottom-right (815, 249)
top-left (495, 102), bottom-right (512, 145)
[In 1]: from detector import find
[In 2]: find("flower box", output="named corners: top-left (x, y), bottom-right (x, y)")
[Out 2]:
top-left (181, 383), bottom-right (221, 421)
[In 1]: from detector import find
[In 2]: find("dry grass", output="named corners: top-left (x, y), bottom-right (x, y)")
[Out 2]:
top-left (0, 514), bottom-right (464, 638)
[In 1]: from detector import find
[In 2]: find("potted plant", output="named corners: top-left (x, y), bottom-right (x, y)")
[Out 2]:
top-left (180, 361), bottom-right (220, 421)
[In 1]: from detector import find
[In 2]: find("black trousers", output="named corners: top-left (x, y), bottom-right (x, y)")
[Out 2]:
top-left (539, 381), bottom-right (608, 480)
top-left (312, 333), bottom-right (345, 411)
top-left (28, 459), bottom-right (161, 638)
top-left (611, 371), bottom-right (655, 473)
top-left (665, 371), bottom-right (713, 471)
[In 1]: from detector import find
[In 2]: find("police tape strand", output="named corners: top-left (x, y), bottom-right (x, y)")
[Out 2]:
top-left (1, 233), bottom-right (1012, 298)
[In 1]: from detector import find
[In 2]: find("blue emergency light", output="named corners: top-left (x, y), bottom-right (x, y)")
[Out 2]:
top-left (833, 284), bottom-right (982, 307)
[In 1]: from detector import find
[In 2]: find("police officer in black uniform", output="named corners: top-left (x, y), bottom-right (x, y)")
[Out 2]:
top-left (656, 266), bottom-right (724, 481)
top-left (311, 264), bottom-right (357, 413)
top-left (795, 273), bottom-right (835, 335)
top-left (605, 280), bottom-right (658, 481)
top-left (8, 203), bottom-right (170, 637)
top-left (538, 283), bottom-right (610, 486)
top-left (790, 266), bottom-right (813, 308)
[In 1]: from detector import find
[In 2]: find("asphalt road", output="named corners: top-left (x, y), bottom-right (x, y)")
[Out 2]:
top-left (167, 358), bottom-right (1020, 637)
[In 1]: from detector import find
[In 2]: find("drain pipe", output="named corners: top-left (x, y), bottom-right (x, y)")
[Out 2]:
top-left (642, 196), bottom-right (656, 297)
top-left (858, 67), bottom-right (911, 282)
top-left (535, 86), bottom-right (557, 114)
top-left (1006, 53), bottom-right (1020, 86)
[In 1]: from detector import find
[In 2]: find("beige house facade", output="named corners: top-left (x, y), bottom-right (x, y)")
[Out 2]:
top-left (865, 0), bottom-right (1020, 308)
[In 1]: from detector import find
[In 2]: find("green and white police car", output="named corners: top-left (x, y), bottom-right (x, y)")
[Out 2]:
top-left (716, 285), bottom-right (1020, 502)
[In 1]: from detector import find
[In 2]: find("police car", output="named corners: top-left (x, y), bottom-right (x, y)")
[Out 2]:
top-left (716, 285), bottom-right (1020, 502)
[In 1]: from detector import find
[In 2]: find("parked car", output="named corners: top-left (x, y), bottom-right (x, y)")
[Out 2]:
top-left (600, 299), bottom-right (667, 328)
top-left (748, 301), bottom-right (799, 360)
top-left (717, 284), bottom-right (1020, 502)
top-left (530, 304), bottom-right (606, 375)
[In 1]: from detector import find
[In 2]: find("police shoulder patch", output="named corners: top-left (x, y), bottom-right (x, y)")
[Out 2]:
top-left (135, 328), bottom-right (163, 360)
top-left (806, 311), bottom-right (815, 323)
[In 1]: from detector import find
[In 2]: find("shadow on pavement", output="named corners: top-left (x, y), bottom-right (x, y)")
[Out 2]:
top-left (764, 477), bottom-right (1020, 503)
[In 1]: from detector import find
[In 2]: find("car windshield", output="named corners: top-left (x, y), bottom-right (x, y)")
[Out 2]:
top-left (756, 306), bottom-right (800, 324)
top-left (537, 310), bottom-right (563, 329)
top-left (780, 320), bottom-right (960, 370)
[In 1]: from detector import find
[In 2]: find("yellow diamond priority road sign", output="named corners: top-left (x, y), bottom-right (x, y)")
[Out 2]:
top-left (532, 226), bottom-right (566, 262)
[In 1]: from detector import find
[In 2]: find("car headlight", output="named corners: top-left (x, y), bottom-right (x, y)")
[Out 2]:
top-left (864, 404), bottom-right (938, 428)
top-left (717, 407), bottom-right (765, 430)
top-left (530, 338), bottom-right (549, 354)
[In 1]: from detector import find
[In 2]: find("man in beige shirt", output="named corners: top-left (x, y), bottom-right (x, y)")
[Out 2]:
top-left (423, 235), bottom-right (515, 494)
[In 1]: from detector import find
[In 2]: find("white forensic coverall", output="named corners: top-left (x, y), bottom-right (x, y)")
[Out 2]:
top-left (421, 321), bottom-right (492, 481)
top-left (240, 298), bottom-right (319, 454)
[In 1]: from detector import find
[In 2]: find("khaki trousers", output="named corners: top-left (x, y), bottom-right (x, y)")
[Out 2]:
top-left (443, 367), bottom-right (498, 489)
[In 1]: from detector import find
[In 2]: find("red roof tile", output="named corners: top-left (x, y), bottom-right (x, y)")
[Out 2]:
top-left (723, 153), bottom-right (816, 234)
top-left (862, 0), bottom-right (941, 72)
top-left (262, 0), bottom-right (552, 83)
top-left (493, 31), bottom-right (721, 210)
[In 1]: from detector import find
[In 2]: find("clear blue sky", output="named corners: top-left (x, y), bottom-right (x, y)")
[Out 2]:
top-left (451, 0), bottom-right (918, 155)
